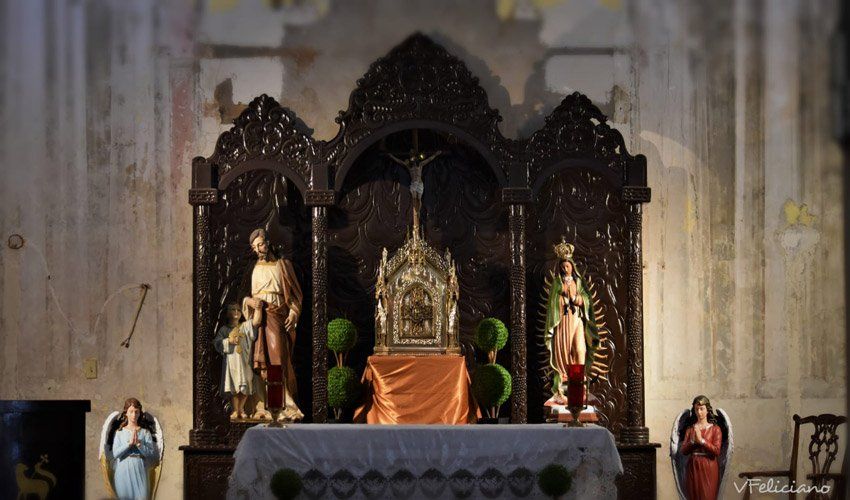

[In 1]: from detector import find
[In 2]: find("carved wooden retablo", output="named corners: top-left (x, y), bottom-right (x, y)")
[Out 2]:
top-left (374, 230), bottom-right (460, 355)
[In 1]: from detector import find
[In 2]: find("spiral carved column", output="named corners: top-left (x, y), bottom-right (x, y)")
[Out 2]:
top-left (189, 184), bottom-right (219, 441)
top-left (311, 206), bottom-right (329, 422)
top-left (308, 197), bottom-right (331, 422)
top-left (504, 185), bottom-right (530, 423)
top-left (508, 204), bottom-right (528, 423)
top-left (620, 187), bottom-right (651, 445)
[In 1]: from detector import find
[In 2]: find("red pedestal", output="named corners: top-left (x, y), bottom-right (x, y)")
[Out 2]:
top-left (567, 364), bottom-right (585, 406)
top-left (266, 365), bottom-right (283, 409)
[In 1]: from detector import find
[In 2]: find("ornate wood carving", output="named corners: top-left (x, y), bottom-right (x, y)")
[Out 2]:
top-left (796, 414), bottom-right (847, 486)
top-left (200, 171), bottom-right (312, 433)
top-left (312, 206), bottom-right (329, 422)
top-left (526, 169), bottom-right (629, 431)
top-left (193, 204), bottom-right (215, 432)
top-left (620, 203), bottom-right (650, 445)
top-left (306, 189), bottom-right (336, 206)
top-left (327, 34), bottom-right (507, 188)
top-left (187, 35), bottom-right (653, 495)
top-left (527, 92), bottom-right (635, 187)
top-left (189, 188), bottom-right (219, 205)
top-left (508, 204), bottom-right (528, 423)
top-left (208, 94), bottom-right (315, 191)
top-left (327, 144), bottom-right (511, 379)
top-left (181, 447), bottom-right (235, 500)
top-left (622, 186), bottom-right (652, 204)
top-left (616, 445), bottom-right (659, 500)
top-left (502, 187), bottom-right (532, 205)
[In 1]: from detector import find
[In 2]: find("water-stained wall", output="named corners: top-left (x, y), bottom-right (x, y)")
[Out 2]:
top-left (0, 0), bottom-right (844, 498)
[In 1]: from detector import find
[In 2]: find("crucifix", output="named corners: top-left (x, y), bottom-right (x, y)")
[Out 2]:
top-left (386, 129), bottom-right (442, 239)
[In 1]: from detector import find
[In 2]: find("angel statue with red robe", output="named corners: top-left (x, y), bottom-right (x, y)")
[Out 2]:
top-left (670, 395), bottom-right (734, 500)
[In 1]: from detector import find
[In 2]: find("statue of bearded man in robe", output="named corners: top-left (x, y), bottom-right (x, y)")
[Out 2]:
top-left (245, 228), bottom-right (304, 421)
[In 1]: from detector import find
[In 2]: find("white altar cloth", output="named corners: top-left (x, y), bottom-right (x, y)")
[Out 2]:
top-left (228, 424), bottom-right (622, 499)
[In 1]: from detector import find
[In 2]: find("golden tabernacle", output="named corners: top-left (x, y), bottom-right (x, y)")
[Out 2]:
top-left (373, 228), bottom-right (461, 356)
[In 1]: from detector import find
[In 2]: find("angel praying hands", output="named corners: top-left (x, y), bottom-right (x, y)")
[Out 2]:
top-left (670, 395), bottom-right (734, 500)
top-left (99, 398), bottom-right (164, 500)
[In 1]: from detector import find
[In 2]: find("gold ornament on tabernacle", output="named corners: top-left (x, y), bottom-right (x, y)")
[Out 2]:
top-left (372, 141), bottom-right (460, 355)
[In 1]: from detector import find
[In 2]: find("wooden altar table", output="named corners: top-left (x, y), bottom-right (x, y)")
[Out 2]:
top-left (353, 355), bottom-right (476, 424)
top-left (228, 424), bottom-right (622, 499)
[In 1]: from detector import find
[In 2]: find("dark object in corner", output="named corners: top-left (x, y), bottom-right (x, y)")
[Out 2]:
top-left (0, 400), bottom-right (91, 500)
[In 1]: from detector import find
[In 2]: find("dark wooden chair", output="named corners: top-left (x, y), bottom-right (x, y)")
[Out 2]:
top-left (738, 414), bottom-right (846, 499)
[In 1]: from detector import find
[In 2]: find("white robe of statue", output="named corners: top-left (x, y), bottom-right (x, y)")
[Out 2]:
top-left (214, 321), bottom-right (256, 396)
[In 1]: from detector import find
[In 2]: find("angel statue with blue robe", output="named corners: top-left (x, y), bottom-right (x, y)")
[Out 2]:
top-left (99, 398), bottom-right (164, 499)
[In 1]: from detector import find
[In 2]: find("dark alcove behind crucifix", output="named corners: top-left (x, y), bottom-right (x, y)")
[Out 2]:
top-left (327, 129), bottom-right (512, 398)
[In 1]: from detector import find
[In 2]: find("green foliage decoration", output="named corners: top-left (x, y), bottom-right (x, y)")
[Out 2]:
top-left (537, 463), bottom-right (572, 498)
top-left (471, 363), bottom-right (512, 408)
top-left (270, 468), bottom-right (302, 500)
top-left (327, 318), bottom-right (357, 353)
top-left (474, 317), bottom-right (508, 353)
top-left (327, 366), bottom-right (361, 409)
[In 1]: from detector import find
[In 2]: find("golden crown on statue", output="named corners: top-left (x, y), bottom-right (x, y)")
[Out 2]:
top-left (553, 238), bottom-right (574, 261)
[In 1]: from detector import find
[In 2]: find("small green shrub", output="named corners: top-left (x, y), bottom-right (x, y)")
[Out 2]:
top-left (327, 318), bottom-right (357, 353)
top-left (537, 463), bottom-right (572, 498)
top-left (474, 318), bottom-right (508, 353)
top-left (471, 363), bottom-right (512, 408)
top-left (327, 366), bottom-right (361, 409)
top-left (270, 468), bottom-right (302, 500)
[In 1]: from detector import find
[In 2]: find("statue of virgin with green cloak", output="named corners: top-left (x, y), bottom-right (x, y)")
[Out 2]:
top-left (544, 239), bottom-right (603, 402)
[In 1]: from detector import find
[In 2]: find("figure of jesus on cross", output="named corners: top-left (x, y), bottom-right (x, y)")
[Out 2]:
top-left (387, 142), bottom-right (442, 236)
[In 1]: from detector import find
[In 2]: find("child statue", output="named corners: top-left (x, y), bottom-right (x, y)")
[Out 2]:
top-left (214, 298), bottom-right (262, 419)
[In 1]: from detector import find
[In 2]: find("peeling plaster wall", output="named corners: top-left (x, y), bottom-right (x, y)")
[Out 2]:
top-left (0, 0), bottom-right (844, 498)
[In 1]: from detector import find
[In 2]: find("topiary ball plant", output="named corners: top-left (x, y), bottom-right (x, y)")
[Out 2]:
top-left (327, 318), bottom-right (357, 367)
top-left (327, 365), bottom-right (361, 420)
top-left (471, 363), bottom-right (512, 419)
top-left (537, 463), bottom-right (572, 498)
top-left (474, 318), bottom-right (508, 362)
top-left (270, 468), bottom-right (302, 500)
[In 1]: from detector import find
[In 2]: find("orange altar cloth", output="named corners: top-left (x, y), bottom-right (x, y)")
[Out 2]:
top-left (353, 355), bottom-right (477, 424)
